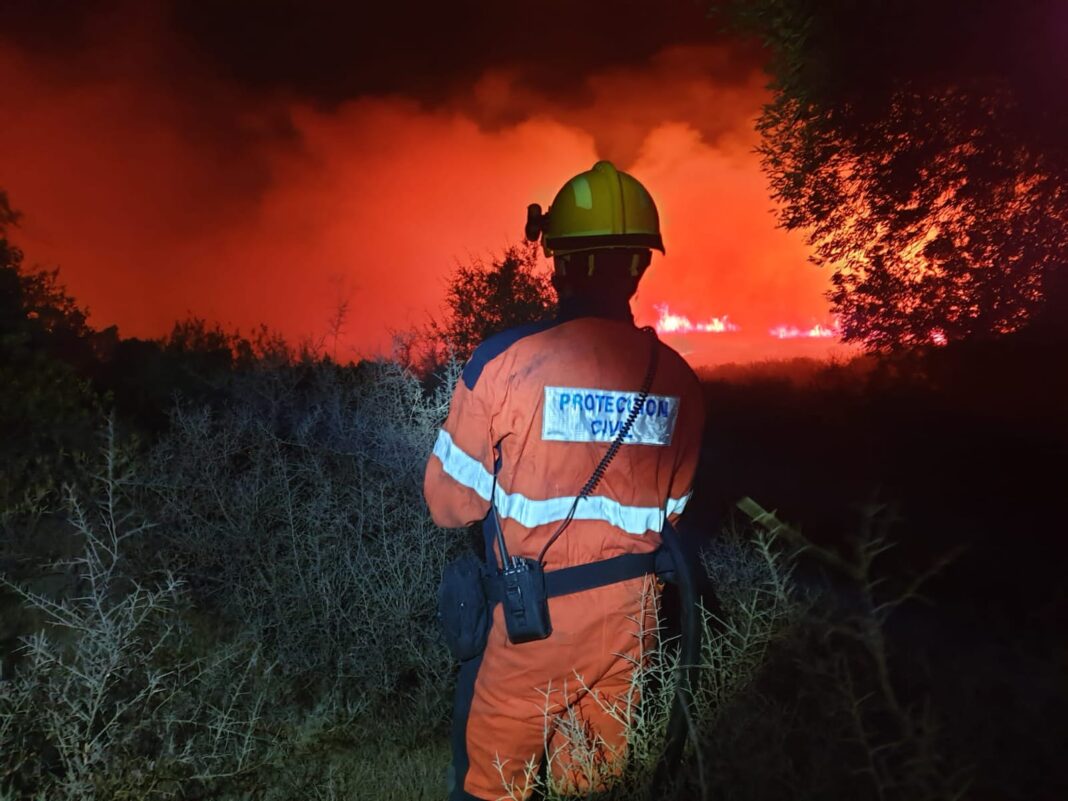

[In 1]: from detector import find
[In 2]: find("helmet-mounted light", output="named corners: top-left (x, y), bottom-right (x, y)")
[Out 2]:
top-left (525, 204), bottom-right (546, 244)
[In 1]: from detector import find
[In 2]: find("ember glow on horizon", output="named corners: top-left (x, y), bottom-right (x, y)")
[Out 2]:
top-left (0, 7), bottom-right (842, 368)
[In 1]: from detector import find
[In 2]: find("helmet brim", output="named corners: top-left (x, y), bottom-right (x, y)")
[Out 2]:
top-left (544, 232), bottom-right (665, 256)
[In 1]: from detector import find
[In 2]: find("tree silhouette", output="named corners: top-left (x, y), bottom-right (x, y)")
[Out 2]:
top-left (434, 242), bottom-right (556, 362)
top-left (0, 192), bottom-right (100, 509)
top-left (715, 0), bottom-right (1068, 348)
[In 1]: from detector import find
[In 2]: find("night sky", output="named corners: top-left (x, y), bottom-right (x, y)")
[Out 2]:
top-left (1, 0), bottom-right (850, 364)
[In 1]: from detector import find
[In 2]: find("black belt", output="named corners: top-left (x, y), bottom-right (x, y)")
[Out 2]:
top-left (483, 549), bottom-right (669, 603)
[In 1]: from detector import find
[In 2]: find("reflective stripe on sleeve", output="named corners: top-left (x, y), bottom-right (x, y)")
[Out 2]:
top-left (432, 427), bottom-right (495, 502)
top-left (431, 429), bottom-right (691, 536)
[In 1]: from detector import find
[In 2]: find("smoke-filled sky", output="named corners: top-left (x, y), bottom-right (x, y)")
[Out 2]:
top-left (1, 0), bottom-right (848, 365)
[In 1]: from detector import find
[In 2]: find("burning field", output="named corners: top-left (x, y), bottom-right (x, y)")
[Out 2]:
top-left (0, 8), bottom-right (834, 367)
top-left (651, 303), bottom-right (858, 366)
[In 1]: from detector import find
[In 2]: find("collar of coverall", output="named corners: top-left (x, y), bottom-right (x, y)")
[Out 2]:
top-left (555, 294), bottom-right (635, 324)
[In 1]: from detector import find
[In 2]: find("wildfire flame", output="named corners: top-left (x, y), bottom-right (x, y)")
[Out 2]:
top-left (769, 322), bottom-right (841, 339)
top-left (654, 304), bottom-right (850, 342)
top-left (654, 304), bottom-right (740, 334)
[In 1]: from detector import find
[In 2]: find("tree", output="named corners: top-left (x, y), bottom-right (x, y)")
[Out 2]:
top-left (714, 0), bottom-right (1068, 348)
top-left (0, 192), bottom-right (101, 513)
top-left (427, 242), bottom-right (556, 364)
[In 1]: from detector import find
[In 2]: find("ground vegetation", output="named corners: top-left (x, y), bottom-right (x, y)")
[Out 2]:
top-left (1, 202), bottom-right (1063, 799)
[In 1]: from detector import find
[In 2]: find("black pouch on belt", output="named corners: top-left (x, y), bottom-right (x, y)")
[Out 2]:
top-left (436, 552), bottom-right (490, 662)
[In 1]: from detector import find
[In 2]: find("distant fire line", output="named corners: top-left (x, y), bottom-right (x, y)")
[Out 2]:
top-left (768, 322), bottom-right (839, 339)
top-left (653, 303), bottom-right (739, 334)
top-left (653, 304), bottom-right (841, 339)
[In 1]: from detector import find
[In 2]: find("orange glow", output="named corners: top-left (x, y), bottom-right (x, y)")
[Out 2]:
top-left (0, 27), bottom-right (838, 368)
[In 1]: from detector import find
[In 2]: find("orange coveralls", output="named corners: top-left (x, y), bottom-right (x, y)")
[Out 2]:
top-left (424, 314), bottom-right (704, 801)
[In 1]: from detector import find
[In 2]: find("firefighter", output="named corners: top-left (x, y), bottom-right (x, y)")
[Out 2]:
top-left (424, 160), bottom-right (705, 800)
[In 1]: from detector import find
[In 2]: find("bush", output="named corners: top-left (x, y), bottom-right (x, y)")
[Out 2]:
top-left (435, 242), bottom-right (555, 362)
top-left (394, 243), bottom-right (556, 375)
top-left (690, 500), bottom-right (970, 801)
top-left (1, 373), bottom-right (463, 799)
top-left (0, 345), bottom-right (979, 800)
top-left (0, 423), bottom-right (277, 800)
top-left (0, 206), bottom-right (102, 517)
top-left (141, 358), bottom-right (462, 722)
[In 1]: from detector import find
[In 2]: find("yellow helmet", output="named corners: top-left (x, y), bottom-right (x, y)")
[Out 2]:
top-left (525, 160), bottom-right (665, 258)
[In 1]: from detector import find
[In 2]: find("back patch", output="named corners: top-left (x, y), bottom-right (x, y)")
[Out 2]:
top-left (542, 386), bottom-right (679, 445)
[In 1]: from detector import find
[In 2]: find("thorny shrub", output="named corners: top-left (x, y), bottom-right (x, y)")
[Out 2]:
top-left (140, 358), bottom-right (462, 723)
top-left (0, 423), bottom-right (278, 800)
top-left (0, 356), bottom-right (967, 800)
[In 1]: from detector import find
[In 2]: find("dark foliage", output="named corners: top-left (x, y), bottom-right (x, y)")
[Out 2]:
top-left (714, 0), bottom-right (1068, 349)
top-left (434, 242), bottom-right (556, 362)
top-left (0, 190), bottom-right (299, 510)
top-left (0, 194), bottom-right (101, 510)
top-left (95, 318), bottom-right (293, 431)
top-left (687, 340), bottom-right (1068, 799)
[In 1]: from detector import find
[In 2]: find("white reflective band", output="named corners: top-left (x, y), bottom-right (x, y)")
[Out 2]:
top-left (431, 430), bottom-right (691, 535)
top-left (542, 386), bottom-right (679, 445)
top-left (432, 428), bottom-right (494, 501)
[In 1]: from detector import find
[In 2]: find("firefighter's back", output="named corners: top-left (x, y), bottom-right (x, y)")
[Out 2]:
top-left (469, 314), bottom-right (704, 572)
